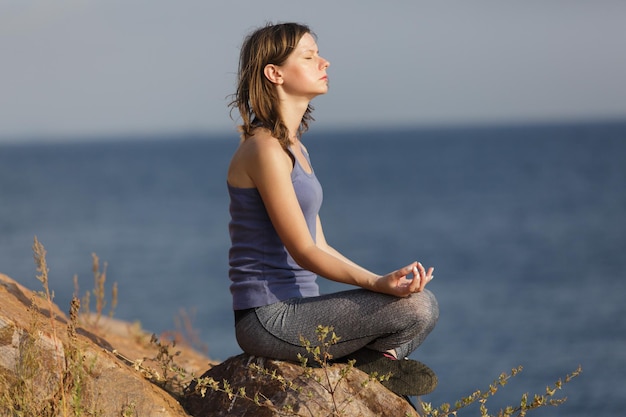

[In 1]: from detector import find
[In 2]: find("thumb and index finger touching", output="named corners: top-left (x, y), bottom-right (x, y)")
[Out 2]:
top-left (400, 261), bottom-right (435, 294)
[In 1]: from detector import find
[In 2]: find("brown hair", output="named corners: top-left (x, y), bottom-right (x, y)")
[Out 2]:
top-left (230, 22), bottom-right (315, 148)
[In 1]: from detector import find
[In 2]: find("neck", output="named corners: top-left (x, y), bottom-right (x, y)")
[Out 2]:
top-left (278, 94), bottom-right (310, 143)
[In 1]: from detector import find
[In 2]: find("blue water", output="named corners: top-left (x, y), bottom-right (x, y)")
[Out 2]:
top-left (1, 122), bottom-right (625, 416)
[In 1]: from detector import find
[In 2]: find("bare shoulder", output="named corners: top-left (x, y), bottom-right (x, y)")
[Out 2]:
top-left (239, 132), bottom-right (288, 165)
top-left (227, 131), bottom-right (290, 188)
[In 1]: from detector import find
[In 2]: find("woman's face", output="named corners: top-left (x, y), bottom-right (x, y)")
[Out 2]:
top-left (275, 33), bottom-right (330, 99)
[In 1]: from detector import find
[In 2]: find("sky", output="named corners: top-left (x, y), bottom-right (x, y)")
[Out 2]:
top-left (1, 0), bottom-right (625, 142)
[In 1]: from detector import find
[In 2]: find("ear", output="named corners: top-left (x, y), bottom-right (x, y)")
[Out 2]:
top-left (264, 64), bottom-right (283, 85)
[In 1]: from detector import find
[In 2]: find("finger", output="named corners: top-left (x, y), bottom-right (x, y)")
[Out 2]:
top-left (416, 262), bottom-right (427, 279)
top-left (395, 264), bottom-right (413, 281)
top-left (420, 266), bottom-right (435, 291)
top-left (393, 264), bottom-right (414, 287)
top-left (409, 262), bottom-right (425, 292)
top-left (419, 274), bottom-right (428, 292)
top-left (407, 264), bottom-right (421, 293)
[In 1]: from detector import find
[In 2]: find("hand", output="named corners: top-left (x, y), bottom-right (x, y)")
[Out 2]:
top-left (375, 262), bottom-right (434, 297)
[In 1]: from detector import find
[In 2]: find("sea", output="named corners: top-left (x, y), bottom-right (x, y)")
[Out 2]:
top-left (1, 121), bottom-right (625, 416)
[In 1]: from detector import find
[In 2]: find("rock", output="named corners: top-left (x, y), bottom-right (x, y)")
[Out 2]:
top-left (182, 354), bottom-right (420, 417)
top-left (1, 273), bottom-right (421, 416)
top-left (0, 273), bottom-right (212, 417)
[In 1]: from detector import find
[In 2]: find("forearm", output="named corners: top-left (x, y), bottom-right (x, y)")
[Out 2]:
top-left (293, 242), bottom-right (432, 298)
top-left (319, 244), bottom-right (376, 277)
top-left (293, 244), bottom-right (380, 290)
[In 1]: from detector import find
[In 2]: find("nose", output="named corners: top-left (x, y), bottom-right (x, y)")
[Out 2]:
top-left (320, 56), bottom-right (330, 69)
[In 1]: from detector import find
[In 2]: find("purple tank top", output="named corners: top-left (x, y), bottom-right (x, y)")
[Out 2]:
top-left (228, 145), bottom-right (323, 310)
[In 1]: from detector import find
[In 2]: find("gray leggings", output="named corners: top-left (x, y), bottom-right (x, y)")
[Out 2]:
top-left (235, 288), bottom-right (438, 361)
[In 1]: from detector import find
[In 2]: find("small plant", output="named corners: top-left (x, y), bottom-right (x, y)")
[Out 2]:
top-left (183, 323), bottom-right (582, 417)
top-left (421, 365), bottom-right (582, 417)
top-left (0, 238), bottom-right (123, 417)
top-left (2, 239), bottom-right (75, 415)
top-left (120, 400), bottom-right (137, 417)
top-left (295, 325), bottom-right (392, 415)
top-left (148, 333), bottom-right (188, 393)
top-left (160, 307), bottom-right (209, 355)
top-left (74, 253), bottom-right (118, 329)
top-left (0, 299), bottom-right (57, 415)
top-left (110, 333), bottom-right (191, 402)
top-left (186, 324), bottom-right (393, 417)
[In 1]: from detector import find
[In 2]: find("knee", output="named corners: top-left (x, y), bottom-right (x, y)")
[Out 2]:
top-left (407, 288), bottom-right (439, 326)
top-left (424, 289), bottom-right (439, 320)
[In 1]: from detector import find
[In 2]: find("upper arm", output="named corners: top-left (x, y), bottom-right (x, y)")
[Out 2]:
top-left (233, 136), bottom-right (379, 288)
top-left (315, 215), bottom-right (330, 250)
top-left (246, 139), bottom-right (317, 260)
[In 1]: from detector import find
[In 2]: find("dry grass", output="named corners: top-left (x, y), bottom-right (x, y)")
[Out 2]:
top-left (1, 237), bottom-right (208, 417)
top-left (0, 237), bottom-right (102, 416)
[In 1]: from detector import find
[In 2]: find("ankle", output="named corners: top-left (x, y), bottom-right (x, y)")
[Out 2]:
top-left (385, 349), bottom-right (398, 360)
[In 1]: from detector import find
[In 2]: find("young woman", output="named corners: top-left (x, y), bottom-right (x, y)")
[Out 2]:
top-left (227, 22), bottom-right (439, 398)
